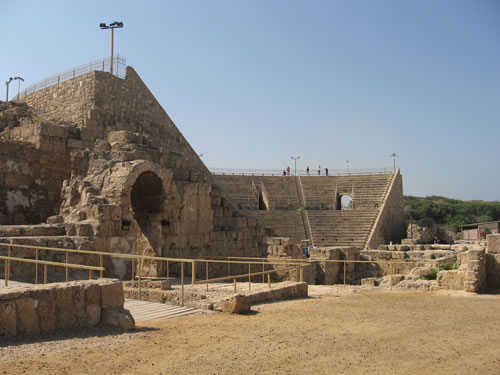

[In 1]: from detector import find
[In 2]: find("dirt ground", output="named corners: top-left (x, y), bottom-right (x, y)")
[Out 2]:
top-left (1, 286), bottom-right (500, 374)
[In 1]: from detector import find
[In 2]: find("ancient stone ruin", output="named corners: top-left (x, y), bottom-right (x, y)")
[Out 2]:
top-left (1, 62), bottom-right (498, 300)
top-left (0, 67), bottom-right (270, 281)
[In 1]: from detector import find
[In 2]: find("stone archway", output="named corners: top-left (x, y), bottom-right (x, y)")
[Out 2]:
top-left (102, 161), bottom-right (173, 277)
top-left (131, 171), bottom-right (164, 277)
top-left (337, 194), bottom-right (353, 210)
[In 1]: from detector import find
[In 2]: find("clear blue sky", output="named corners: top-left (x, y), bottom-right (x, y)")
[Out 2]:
top-left (2, 0), bottom-right (499, 201)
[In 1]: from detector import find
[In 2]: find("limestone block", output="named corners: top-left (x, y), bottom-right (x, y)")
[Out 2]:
top-left (102, 308), bottom-right (135, 330)
top-left (437, 270), bottom-right (465, 290)
top-left (100, 280), bottom-right (124, 309)
top-left (361, 278), bottom-right (377, 286)
top-left (0, 301), bottom-right (17, 337)
top-left (214, 294), bottom-right (250, 314)
top-left (86, 304), bottom-right (101, 327)
top-left (33, 288), bottom-right (56, 334)
top-left (46, 215), bottom-right (64, 224)
top-left (84, 283), bottom-right (101, 305)
top-left (54, 285), bottom-right (87, 330)
top-left (487, 234), bottom-right (500, 254)
top-left (15, 298), bottom-right (40, 336)
top-left (5, 173), bottom-right (31, 188)
top-left (67, 138), bottom-right (84, 149)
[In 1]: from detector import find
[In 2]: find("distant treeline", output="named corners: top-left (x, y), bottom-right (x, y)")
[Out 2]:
top-left (403, 196), bottom-right (500, 231)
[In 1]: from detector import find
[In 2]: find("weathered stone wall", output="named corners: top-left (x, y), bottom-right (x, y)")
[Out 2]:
top-left (486, 234), bottom-right (500, 289)
top-left (0, 101), bottom-right (80, 224)
top-left (4, 68), bottom-right (269, 279)
top-left (366, 170), bottom-right (405, 248)
top-left (0, 279), bottom-right (134, 338)
top-left (437, 249), bottom-right (487, 292)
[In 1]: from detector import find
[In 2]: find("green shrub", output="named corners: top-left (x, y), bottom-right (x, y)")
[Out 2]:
top-left (421, 268), bottom-right (439, 280)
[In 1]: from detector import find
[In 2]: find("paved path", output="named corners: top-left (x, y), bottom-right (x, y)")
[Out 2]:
top-left (124, 299), bottom-right (205, 322)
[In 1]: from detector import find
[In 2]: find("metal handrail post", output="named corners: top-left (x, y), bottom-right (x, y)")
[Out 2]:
top-left (300, 266), bottom-right (304, 282)
top-left (233, 278), bottom-right (237, 294)
top-left (138, 257), bottom-right (142, 297)
top-left (44, 264), bottom-right (48, 284)
top-left (248, 263), bottom-right (251, 290)
top-left (4, 260), bottom-right (7, 287)
top-left (267, 273), bottom-right (271, 288)
top-left (99, 255), bottom-right (104, 278)
top-left (35, 248), bottom-right (39, 284)
top-left (192, 260), bottom-right (196, 286)
top-left (206, 261), bottom-right (209, 292)
top-left (65, 252), bottom-right (69, 282)
top-left (343, 261), bottom-right (346, 286)
top-left (262, 260), bottom-right (265, 283)
top-left (181, 262), bottom-right (185, 307)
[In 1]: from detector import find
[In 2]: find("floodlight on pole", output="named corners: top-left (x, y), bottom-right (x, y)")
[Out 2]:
top-left (13, 77), bottom-right (24, 98)
top-left (291, 156), bottom-right (300, 176)
top-left (5, 77), bottom-right (13, 101)
top-left (390, 153), bottom-right (398, 173)
top-left (100, 21), bottom-right (124, 75)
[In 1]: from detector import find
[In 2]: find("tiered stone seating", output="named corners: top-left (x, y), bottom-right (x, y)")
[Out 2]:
top-left (212, 175), bottom-right (259, 210)
top-left (307, 210), bottom-right (379, 247)
top-left (213, 173), bottom-right (395, 248)
top-left (213, 175), bottom-right (299, 210)
top-left (245, 210), bottom-right (306, 242)
top-left (301, 175), bottom-right (392, 210)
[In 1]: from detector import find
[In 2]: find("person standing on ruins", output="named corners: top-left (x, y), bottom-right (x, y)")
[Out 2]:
top-left (306, 166), bottom-right (310, 176)
top-left (325, 167), bottom-right (329, 176)
top-left (287, 166), bottom-right (291, 176)
top-left (318, 166), bottom-right (321, 175)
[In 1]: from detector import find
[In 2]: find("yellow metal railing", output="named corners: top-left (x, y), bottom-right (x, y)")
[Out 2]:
top-left (0, 242), bottom-right (440, 305)
top-left (0, 242), bottom-right (308, 306)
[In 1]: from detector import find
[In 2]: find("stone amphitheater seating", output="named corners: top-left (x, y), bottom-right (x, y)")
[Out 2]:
top-left (307, 210), bottom-right (379, 247)
top-left (213, 173), bottom-right (395, 248)
top-left (245, 210), bottom-right (306, 242)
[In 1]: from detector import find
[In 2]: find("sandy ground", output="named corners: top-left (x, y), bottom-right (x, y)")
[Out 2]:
top-left (1, 286), bottom-right (500, 375)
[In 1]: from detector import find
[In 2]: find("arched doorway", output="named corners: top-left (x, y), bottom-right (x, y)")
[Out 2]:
top-left (337, 194), bottom-right (353, 210)
top-left (131, 171), bottom-right (164, 277)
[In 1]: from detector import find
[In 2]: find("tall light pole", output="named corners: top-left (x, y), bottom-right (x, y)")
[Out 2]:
top-left (13, 77), bottom-right (24, 98)
top-left (5, 77), bottom-right (13, 101)
top-left (390, 153), bottom-right (398, 173)
top-left (100, 21), bottom-right (124, 75)
top-left (291, 156), bottom-right (300, 176)
top-left (345, 160), bottom-right (349, 173)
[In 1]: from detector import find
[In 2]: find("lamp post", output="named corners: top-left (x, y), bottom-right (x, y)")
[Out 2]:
top-left (13, 77), bottom-right (24, 98)
top-left (345, 160), bottom-right (349, 174)
top-left (99, 21), bottom-right (124, 75)
top-left (390, 153), bottom-right (398, 173)
top-left (291, 156), bottom-right (300, 176)
top-left (5, 77), bottom-right (13, 101)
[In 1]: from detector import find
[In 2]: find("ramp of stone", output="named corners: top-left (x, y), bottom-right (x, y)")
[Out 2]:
top-left (124, 299), bottom-right (203, 322)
